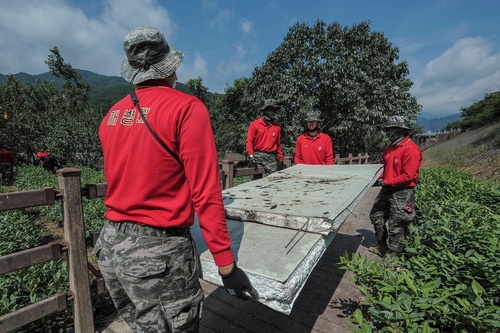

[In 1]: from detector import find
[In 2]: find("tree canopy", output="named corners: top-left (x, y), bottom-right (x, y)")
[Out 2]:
top-left (0, 47), bottom-right (103, 167)
top-left (210, 20), bottom-right (421, 159)
top-left (1, 20), bottom-right (424, 167)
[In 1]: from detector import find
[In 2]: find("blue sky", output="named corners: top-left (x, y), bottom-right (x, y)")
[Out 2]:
top-left (1, 0), bottom-right (499, 118)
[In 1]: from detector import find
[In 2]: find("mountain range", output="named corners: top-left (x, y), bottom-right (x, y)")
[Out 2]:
top-left (1, 70), bottom-right (461, 132)
top-left (0, 69), bottom-right (191, 110)
top-left (416, 113), bottom-right (462, 133)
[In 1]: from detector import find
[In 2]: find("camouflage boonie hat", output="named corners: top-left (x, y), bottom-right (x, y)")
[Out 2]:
top-left (304, 110), bottom-right (323, 122)
top-left (384, 115), bottom-right (411, 129)
top-left (121, 26), bottom-right (185, 84)
top-left (258, 99), bottom-right (280, 110)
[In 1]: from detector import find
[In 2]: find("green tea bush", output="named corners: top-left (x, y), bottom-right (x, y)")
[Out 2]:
top-left (1, 165), bottom-right (108, 331)
top-left (14, 165), bottom-right (107, 236)
top-left (340, 166), bottom-right (500, 333)
top-left (0, 210), bottom-right (46, 256)
top-left (78, 165), bottom-right (107, 235)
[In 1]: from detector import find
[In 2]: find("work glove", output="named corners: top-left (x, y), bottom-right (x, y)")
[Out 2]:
top-left (277, 160), bottom-right (285, 171)
top-left (374, 179), bottom-right (386, 187)
top-left (220, 263), bottom-right (257, 300)
top-left (249, 158), bottom-right (259, 172)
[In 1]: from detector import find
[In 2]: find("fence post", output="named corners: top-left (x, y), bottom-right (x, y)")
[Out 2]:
top-left (57, 168), bottom-right (94, 333)
top-left (356, 153), bottom-right (362, 164)
top-left (283, 157), bottom-right (292, 168)
top-left (221, 160), bottom-right (234, 189)
top-left (335, 154), bottom-right (340, 164)
top-left (348, 153), bottom-right (353, 164)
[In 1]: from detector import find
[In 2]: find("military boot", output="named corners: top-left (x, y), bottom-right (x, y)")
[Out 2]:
top-left (368, 241), bottom-right (389, 256)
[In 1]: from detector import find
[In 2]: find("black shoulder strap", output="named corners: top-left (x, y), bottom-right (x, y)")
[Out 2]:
top-left (129, 90), bottom-right (182, 165)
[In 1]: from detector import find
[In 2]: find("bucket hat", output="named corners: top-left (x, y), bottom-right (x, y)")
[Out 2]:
top-left (121, 26), bottom-right (185, 84)
top-left (304, 110), bottom-right (323, 122)
top-left (384, 115), bottom-right (411, 129)
top-left (257, 99), bottom-right (280, 110)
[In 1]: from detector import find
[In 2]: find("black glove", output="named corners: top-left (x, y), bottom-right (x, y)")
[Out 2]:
top-left (249, 158), bottom-right (259, 172)
top-left (374, 179), bottom-right (386, 187)
top-left (277, 160), bottom-right (285, 171)
top-left (220, 263), bottom-right (256, 300)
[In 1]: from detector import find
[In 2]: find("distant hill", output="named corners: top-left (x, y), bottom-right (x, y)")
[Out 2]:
top-left (417, 113), bottom-right (462, 133)
top-left (0, 70), bottom-right (191, 110)
top-left (422, 121), bottom-right (500, 181)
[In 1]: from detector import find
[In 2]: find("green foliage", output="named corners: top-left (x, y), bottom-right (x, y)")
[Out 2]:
top-left (185, 77), bottom-right (213, 108)
top-left (210, 78), bottom-right (253, 155)
top-left (14, 165), bottom-right (107, 236)
top-left (0, 210), bottom-right (46, 256)
top-left (0, 48), bottom-right (103, 168)
top-left (79, 166), bottom-right (107, 234)
top-left (210, 20), bottom-right (420, 158)
top-left (459, 91), bottom-right (500, 131)
top-left (1, 165), bottom-right (107, 331)
top-left (340, 166), bottom-right (500, 332)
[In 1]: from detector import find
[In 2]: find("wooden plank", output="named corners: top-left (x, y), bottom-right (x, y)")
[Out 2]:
top-left (221, 160), bottom-right (234, 189)
top-left (0, 242), bottom-right (63, 275)
top-left (95, 183), bottom-right (108, 198)
top-left (0, 188), bottom-right (56, 211)
top-left (57, 168), bottom-right (95, 333)
top-left (85, 183), bottom-right (107, 199)
top-left (0, 292), bottom-right (67, 332)
top-left (234, 166), bottom-right (264, 177)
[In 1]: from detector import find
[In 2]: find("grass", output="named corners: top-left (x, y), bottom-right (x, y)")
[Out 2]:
top-left (422, 121), bottom-right (500, 182)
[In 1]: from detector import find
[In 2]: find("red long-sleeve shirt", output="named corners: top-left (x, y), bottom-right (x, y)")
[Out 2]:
top-left (380, 137), bottom-right (422, 187)
top-left (99, 80), bottom-right (234, 266)
top-left (246, 118), bottom-right (283, 161)
top-left (0, 149), bottom-right (13, 163)
top-left (294, 132), bottom-right (334, 165)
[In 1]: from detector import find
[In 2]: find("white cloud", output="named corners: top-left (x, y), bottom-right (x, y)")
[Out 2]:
top-left (240, 18), bottom-right (254, 34)
top-left (0, 0), bottom-right (176, 77)
top-left (179, 52), bottom-right (209, 82)
top-left (209, 9), bottom-right (234, 32)
top-left (412, 37), bottom-right (500, 115)
top-left (234, 42), bottom-right (247, 58)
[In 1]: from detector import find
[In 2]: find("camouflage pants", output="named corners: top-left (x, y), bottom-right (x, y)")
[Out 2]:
top-left (369, 187), bottom-right (416, 253)
top-left (252, 151), bottom-right (278, 179)
top-left (93, 221), bottom-right (204, 333)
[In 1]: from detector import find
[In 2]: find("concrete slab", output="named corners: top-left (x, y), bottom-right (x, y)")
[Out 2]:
top-left (222, 164), bottom-right (383, 235)
top-left (192, 218), bottom-right (335, 314)
top-left (193, 164), bottom-right (383, 314)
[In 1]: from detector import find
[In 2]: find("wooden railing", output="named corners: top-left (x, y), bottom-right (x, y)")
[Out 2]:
top-left (220, 153), bottom-right (369, 189)
top-left (0, 169), bottom-right (98, 333)
top-left (334, 152), bottom-right (370, 165)
top-left (417, 131), bottom-right (461, 151)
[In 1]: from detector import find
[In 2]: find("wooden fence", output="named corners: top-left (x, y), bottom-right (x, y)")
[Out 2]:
top-left (0, 168), bottom-right (102, 333)
top-left (0, 153), bottom-right (368, 331)
top-left (417, 131), bottom-right (461, 151)
top-left (220, 153), bottom-right (369, 189)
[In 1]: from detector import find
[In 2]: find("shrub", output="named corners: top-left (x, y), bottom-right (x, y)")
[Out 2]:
top-left (340, 166), bottom-right (500, 332)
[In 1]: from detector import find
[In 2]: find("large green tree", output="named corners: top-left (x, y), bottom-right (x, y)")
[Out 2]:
top-left (210, 78), bottom-right (255, 155)
top-left (215, 20), bottom-right (421, 159)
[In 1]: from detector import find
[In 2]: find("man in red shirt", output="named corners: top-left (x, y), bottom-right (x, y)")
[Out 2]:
top-left (94, 26), bottom-right (254, 332)
top-left (294, 110), bottom-right (334, 165)
top-left (246, 99), bottom-right (284, 179)
top-left (0, 144), bottom-right (13, 163)
top-left (0, 144), bottom-right (14, 183)
top-left (369, 115), bottom-right (422, 256)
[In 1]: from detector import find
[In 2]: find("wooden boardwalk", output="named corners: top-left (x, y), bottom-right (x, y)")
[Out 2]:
top-left (96, 187), bottom-right (381, 333)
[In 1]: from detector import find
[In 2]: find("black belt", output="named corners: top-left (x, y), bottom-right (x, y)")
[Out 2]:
top-left (110, 221), bottom-right (189, 238)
